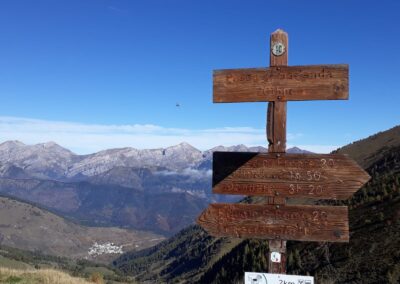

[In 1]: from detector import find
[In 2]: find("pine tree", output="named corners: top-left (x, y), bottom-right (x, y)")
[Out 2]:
top-left (294, 249), bottom-right (302, 269)
top-left (287, 251), bottom-right (294, 268)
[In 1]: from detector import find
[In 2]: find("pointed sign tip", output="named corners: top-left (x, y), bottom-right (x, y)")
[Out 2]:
top-left (361, 171), bottom-right (372, 186)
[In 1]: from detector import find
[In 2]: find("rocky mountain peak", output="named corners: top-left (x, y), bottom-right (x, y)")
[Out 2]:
top-left (34, 141), bottom-right (75, 155)
top-left (166, 142), bottom-right (200, 153)
top-left (287, 146), bottom-right (312, 154)
top-left (0, 141), bottom-right (78, 180)
top-left (42, 141), bottom-right (61, 148)
top-left (0, 140), bottom-right (26, 150)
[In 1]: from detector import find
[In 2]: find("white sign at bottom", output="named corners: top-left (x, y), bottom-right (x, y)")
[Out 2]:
top-left (245, 272), bottom-right (314, 284)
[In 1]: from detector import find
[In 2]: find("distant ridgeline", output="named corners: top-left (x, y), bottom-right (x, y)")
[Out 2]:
top-left (0, 140), bottom-right (307, 236)
top-left (113, 125), bottom-right (400, 284)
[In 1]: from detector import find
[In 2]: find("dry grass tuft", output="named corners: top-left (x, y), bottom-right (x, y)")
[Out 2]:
top-left (0, 267), bottom-right (93, 284)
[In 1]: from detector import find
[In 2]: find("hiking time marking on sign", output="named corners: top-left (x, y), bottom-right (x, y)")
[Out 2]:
top-left (212, 152), bottom-right (370, 200)
top-left (197, 203), bottom-right (349, 242)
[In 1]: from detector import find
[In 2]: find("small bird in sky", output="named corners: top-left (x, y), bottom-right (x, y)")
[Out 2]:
top-left (176, 103), bottom-right (180, 107)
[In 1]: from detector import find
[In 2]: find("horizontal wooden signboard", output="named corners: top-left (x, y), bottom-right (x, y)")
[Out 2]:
top-left (213, 64), bottom-right (348, 102)
top-left (197, 203), bottom-right (349, 242)
top-left (213, 152), bottom-right (370, 200)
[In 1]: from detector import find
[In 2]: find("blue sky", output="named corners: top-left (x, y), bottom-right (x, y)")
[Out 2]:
top-left (0, 0), bottom-right (399, 154)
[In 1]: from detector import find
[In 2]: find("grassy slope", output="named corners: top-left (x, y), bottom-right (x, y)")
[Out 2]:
top-left (0, 245), bottom-right (135, 283)
top-left (0, 255), bottom-right (31, 270)
top-left (335, 125), bottom-right (400, 168)
top-left (0, 267), bottom-right (92, 284)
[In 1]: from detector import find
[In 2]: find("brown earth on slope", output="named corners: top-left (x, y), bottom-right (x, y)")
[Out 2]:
top-left (336, 125), bottom-right (400, 169)
top-left (0, 196), bottom-right (164, 263)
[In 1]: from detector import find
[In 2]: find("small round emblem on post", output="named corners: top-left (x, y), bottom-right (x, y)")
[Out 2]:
top-left (272, 42), bottom-right (285, 56)
top-left (271, 252), bottom-right (281, 263)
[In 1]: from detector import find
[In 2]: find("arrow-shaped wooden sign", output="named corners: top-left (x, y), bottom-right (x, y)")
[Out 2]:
top-left (212, 152), bottom-right (370, 200)
top-left (197, 203), bottom-right (349, 242)
top-left (214, 65), bottom-right (348, 103)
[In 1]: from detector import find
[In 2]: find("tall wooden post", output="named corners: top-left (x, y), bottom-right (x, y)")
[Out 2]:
top-left (267, 29), bottom-right (288, 274)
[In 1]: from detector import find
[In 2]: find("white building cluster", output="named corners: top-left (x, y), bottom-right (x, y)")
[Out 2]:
top-left (88, 242), bottom-right (124, 256)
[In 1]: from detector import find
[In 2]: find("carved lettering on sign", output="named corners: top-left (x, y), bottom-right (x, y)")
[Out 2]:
top-left (263, 87), bottom-right (293, 98)
top-left (213, 64), bottom-right (349, 102)
top-left (225, 67), bottom-right (334, 84)
top-left (220, 182), bottom-right (276, 195)
top-left (212, 152), bottom-right (370, 199)
top-left (197, 203), bottom-right (349, 242)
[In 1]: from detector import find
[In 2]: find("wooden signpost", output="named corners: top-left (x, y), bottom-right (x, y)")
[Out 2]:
top-left (197, 29), bottom-right (370, 274)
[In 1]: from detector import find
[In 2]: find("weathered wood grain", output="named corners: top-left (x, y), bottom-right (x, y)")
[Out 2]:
top-left (212, 152), bottom-right (370, 200)
top-left (213, 64), bottom-right (349, 102)
top-left (197, 203), bottom-right (349, 242)
top-left (267, 101), bottom-right (287, 153)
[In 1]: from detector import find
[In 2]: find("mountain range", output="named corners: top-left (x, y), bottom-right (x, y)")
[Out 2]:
top-left (0, 141), bottom-right (308, 235)
top-left (0, 141), bottom-right (309, 181)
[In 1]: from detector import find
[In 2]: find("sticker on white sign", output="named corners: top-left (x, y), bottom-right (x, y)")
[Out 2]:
top-left (245, 272), bottom-right (314, 284)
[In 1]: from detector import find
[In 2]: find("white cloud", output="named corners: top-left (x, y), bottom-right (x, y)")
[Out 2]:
top-left (155, 168), bottom-right (212, 179)
top-left (0, 116), bottom-right (335, 154)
